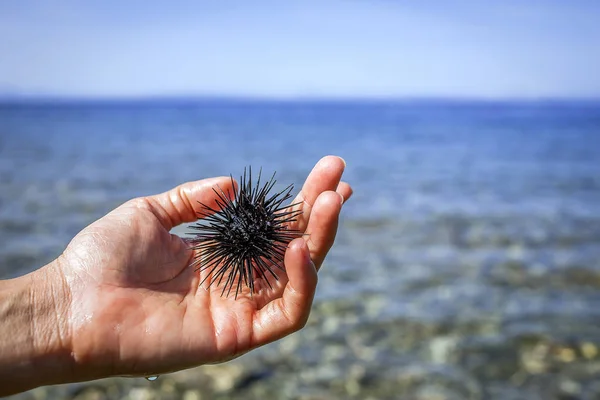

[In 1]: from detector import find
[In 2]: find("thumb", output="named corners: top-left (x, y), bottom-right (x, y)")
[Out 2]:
top-left (142, 177), bottom-right (236, 230)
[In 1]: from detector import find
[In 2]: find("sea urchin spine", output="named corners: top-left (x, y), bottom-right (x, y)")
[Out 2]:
top-left (187, 167), bottom-right (303, 298)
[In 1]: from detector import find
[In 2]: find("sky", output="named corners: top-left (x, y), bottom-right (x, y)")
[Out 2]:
top-left (1, 1), bottom-right (599, 99)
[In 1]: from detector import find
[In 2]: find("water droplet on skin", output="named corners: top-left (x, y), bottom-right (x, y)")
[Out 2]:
top-left (145, 375), bottom-right (159, 381)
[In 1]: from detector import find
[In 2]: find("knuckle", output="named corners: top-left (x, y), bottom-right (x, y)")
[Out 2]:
top-left (128, 197), bottom-right (153, 212)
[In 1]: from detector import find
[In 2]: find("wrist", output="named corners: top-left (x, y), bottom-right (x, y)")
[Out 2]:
top-left (0, 259), bottom-right (74, 395)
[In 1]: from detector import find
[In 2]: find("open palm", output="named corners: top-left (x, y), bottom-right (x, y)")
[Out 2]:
top-left (58, 156), bottom-right (352, 380)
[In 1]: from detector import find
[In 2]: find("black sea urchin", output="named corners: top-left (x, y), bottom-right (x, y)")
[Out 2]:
top-left (187, 167), bottom-right (303, 299)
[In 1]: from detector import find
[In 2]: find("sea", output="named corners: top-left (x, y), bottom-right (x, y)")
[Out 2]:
top-left (1, 99), bottom-right (600, 399)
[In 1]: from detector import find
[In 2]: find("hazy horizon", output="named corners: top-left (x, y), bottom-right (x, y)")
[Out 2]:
top-left (2, 95), bottom-right (600, 104)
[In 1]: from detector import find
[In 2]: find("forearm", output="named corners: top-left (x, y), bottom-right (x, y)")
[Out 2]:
top-left (0, 261), bottom-right (73, 396)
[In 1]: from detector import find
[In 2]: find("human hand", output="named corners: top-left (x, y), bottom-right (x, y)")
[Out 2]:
top-left (0, 156), bottom-right (351, 394)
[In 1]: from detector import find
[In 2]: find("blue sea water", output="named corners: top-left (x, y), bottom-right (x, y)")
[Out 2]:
top-left (1, 100), bottom-right (599, 274)
top-left (1, 99), bottom-right (600, 398)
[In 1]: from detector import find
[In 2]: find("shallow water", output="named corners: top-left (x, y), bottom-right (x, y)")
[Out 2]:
top-left (2, 100), bottom-right (600, 399)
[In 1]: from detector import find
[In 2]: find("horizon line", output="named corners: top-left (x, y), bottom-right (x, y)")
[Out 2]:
top-left (1, 94), bottom-right (600, 105)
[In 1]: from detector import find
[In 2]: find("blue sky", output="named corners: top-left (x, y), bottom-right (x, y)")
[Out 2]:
top-left (1, 1), bottom-right (599, 99)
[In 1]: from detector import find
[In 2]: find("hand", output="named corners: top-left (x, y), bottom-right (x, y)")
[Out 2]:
top-left (1, 156), bottom-right (352, 393)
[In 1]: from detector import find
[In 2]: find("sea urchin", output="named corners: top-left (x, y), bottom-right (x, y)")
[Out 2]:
top-left (187, 167), bottom-right (303, 299)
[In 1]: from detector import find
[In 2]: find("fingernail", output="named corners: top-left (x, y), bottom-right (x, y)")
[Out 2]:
top-left (338, 192), bottom-right (344, 205)
top-left (339, 157), bottom-right (347, 168)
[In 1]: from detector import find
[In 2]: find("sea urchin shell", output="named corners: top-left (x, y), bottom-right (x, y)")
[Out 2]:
top-left (187, 167), bottom-right (302, 298)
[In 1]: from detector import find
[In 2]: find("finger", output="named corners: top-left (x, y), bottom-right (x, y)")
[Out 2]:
top-left (336, 181), bottom-right (353, 203)
top-left (251, 239), bottom-right (317, 345)
top-left (304, 191), bottom-right (343, 269)
top-left (291, 155), bottom-right (346, 232)
top-left (142, 177), bottom-right (236, 230)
